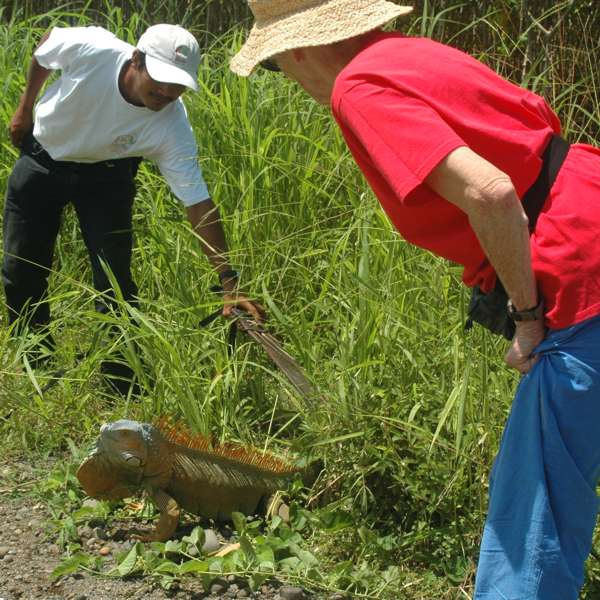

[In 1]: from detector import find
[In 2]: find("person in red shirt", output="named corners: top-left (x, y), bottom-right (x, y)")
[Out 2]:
top-left (231, 1), bottom-right (600, 599)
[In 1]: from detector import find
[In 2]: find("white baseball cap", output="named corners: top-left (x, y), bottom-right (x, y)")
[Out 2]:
top-left (137, 24), bottom-right (200, 91)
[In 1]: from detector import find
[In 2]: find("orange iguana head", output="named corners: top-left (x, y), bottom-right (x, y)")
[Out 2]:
top-left (77, 420), bottom-right (153, 500)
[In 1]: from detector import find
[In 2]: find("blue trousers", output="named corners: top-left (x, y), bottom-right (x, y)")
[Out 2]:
top-left (474, 314), bottom-right (600, 599)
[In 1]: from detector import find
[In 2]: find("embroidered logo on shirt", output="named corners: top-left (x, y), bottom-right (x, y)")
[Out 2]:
top-left (112, 134), bottom-right (137, 150)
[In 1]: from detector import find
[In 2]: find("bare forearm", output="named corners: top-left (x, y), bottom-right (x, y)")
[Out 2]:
top-left (186, 199), bottom-right (233, 281)
top-left (426, 147), bottom-right (538, 310)
top-left (467, 179), bottom-right (538, 310)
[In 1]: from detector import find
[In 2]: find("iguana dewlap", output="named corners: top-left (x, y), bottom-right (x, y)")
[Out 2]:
top-left (76, 419), bottom-right (296, 541)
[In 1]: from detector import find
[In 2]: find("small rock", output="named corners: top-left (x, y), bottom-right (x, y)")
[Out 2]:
top-left (227, 574), bottom-right (237, 583)
top-left (3, 554), bottom-right (15, 562)
top-left (210, 578), bottom-right (229, 595)
top-left (278, 502), bottom-right (291, 523)
top-left (48, 544), bottom-right (62, 555)
top-left (236, 590), bottom-right (250, 599)
top-left (78, 525), bottom-right (93, 539)
top-left (82, 498), bottom-right (100, 509)
top-left (328, 595), bottom-right (348, 600)
top-left (86, 538), bottom-right (97, 548)
top-left (202, 528), bottom-right (220, 554)
top-left (280, 586), bottom-right (306, 600)
top-left (0, 545), bottom-right (10, 558)
top-left (99, 546), bottom-right (111, 556)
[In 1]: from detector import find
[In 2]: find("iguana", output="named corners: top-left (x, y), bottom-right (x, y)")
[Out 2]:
top-left (76, 419), bottom-right (298, 542)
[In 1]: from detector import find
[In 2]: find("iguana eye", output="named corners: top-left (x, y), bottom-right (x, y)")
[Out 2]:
top-left (124, 454), bottom-right (142, 467)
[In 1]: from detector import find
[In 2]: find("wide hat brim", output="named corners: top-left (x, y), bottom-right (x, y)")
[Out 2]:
top-left (230, 0), bottom-right (413, 76)
top-left (145, 54), bottom-right (199, 91)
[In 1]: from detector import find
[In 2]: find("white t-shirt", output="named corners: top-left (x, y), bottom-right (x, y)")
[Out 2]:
top-left (33, 26), bottom-right (210, 207)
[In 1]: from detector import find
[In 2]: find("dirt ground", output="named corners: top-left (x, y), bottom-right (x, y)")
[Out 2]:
top-left (0, 459), bottom-right (326, 600)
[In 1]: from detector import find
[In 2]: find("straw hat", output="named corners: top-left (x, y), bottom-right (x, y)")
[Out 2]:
top-left (230, 0), bottom-right (413, 76)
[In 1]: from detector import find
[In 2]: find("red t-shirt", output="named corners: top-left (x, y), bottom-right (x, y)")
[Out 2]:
top-left (331, 32), bottom-right (600, 329)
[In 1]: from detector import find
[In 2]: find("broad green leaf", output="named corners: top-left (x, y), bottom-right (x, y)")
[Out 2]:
top-left (164, 540), bottom-right (182, 554)
top-left (240, 535), bottom-right (257, 563)
top-left (154, 560), bottom-right (180, 575)
top-left (51, 553), bottom-right (90, 579)
top-left (179, 559), bottom-right (209, 575)
top-left (182, 526), bottom-right (205, 549)
top-left (117, 543), bottom-right (140, 576)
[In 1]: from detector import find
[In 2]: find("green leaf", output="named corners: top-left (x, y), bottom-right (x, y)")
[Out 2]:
top-left (278, 556), bottom-right (301, 571)
top-left (231, 511), bottom-right (246, 534)
top-left (291, 546), bottom-right (319, 568)
top-left (154, 560), bottom-right (180, 574)
top-left (208, 557), bottom-right (224, 572)
top-left (117, 543), bottom-right (140, 576)
top-left (51, 553), bottom-right (90, 578)
top-left (179, 559), bottom-right (209, 575)
top-left (257, 545), bottom-right (275, 565)
top-left (248, 573), bottom-right (268, 590)
top-left (183, 526), bottom-right (205, 549)
top-left (240, 535), bottom-right (257, 563)
top-left (164, 540), bottom-right (182, 554)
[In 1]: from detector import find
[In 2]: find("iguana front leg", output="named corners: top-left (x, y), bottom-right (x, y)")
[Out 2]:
top-left (134, 488), bottom-right (181, 542)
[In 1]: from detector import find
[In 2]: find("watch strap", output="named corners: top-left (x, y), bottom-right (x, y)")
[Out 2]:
top-left (507, 297), bottom-right (544, 322)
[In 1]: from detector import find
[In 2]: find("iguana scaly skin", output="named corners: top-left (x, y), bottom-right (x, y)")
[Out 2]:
top-left (76, 419), bottom-right (297, 541)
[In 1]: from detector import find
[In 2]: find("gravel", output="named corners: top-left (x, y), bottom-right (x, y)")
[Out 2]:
top-left (0, 459), bottom-right (337, 600)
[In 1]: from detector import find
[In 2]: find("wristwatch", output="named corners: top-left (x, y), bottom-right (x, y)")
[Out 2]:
top-left (219, 269), bottom-right (239, 282)
top-left (507, 297), bottom-right (544, 322)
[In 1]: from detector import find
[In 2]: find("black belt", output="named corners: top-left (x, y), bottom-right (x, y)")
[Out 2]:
top-left (20, 132), bottom-right (142, 179)
top-left (465, 134), bottom-right (571, 339)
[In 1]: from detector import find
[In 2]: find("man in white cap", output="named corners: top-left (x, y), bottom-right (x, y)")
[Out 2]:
top-left (4, 23), bottom-right (261, 392)
top-left (231, 1), bottom-right (600, 598)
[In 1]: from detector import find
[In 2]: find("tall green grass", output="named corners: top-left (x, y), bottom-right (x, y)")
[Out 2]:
top-left (0, 2), bottom-right (598, 597)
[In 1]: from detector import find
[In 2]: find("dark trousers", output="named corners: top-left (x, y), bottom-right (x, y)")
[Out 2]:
top-left (2, 136), bottom-right (140, 334)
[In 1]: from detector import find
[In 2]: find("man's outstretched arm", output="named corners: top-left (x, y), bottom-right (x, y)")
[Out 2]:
top-left (186, 199), bottom-right (265, 322)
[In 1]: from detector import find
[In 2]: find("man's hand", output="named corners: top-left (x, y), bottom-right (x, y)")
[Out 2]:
top-left (505, 320), bottom-right (546, 374)
top-left (222, 292), bottom-right (266, 323)
top-left (9, 105), bottom-right (33, 148)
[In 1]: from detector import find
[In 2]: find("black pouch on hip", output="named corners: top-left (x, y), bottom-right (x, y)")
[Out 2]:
top-left (466, 281), bottom-right (514, 340)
